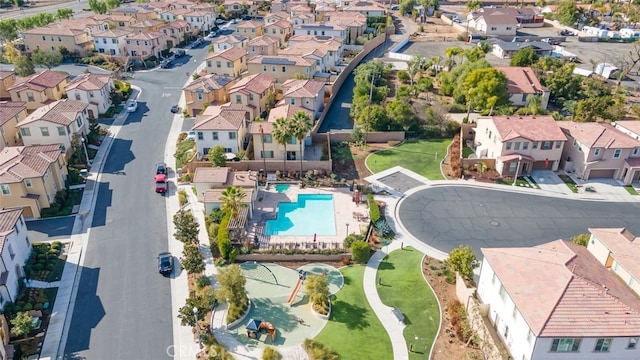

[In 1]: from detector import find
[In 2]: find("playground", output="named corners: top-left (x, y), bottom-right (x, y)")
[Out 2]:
top-left (226, 262), bottom-right (343, 348)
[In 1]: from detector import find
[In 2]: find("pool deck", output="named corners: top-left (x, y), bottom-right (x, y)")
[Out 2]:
top-left (250, 186), bottom-right (369, 249)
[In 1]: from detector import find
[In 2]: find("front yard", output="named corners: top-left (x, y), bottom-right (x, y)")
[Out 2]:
top-left (40, 189), bottom-right (83, 218)
top-left (366, 139), bottom-right (450, 180)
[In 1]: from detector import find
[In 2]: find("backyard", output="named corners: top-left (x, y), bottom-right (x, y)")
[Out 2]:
top-left (314, 265), bottom-right (393, 359)
top-left (365, 140), bottom-right (450, 180)
top-left (376, 247), bottom-right (440, 359)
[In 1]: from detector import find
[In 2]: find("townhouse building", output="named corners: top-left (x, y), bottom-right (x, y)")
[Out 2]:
top-left (161, 20), bottom-right (192, 48)
top-left (279, 79), bottom-right (325, 119)
top-left (92, 29), bottom-right (131, 56)
top-left (212, 35), bottom-right (248, 52)
top-left (191, 103), bottom-right (250, 157)
top-left (64, 72), bottom-right (114, 118)
top-left (228, 73), bottom-right (276, 119)
top-left (204, 47), bottom-right (248, 78)
top-left (263, 19), bottom-right (292, 45)
top-left (183, 74), bottom-right (236, 117)
top-left (247, 55), bottom-right (317, 85)
top-left (235, 20), bottom-right (265, 40)
top-left (0, 101), bottom-right (27, 149)
top-left (124, 31), bottom-right (167, 59)
top-left (0, 71), bottom-right (16, 100)
top-left (247, 35), bottom-right (280, 58)
top-left (8, 70), bottom-right (69, 112)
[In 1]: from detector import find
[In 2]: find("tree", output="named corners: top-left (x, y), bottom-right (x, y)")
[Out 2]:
top-left (509, 47), bottom-right (539, 67)
top-left (272, 117), bottom-right (293, 174)
top-left (180, 243), bottom-right (205, 274)
top-left (10, 312), bottom-right (35, 337)
top-left (215, 264), bottom-right (248, 310)
top-left (465, 0), bottom-right (482, 13)
top-left (220, 186), bottom-right (246, 219)
top-left (2, 43), bottom-right (20, 64)
top-left (208, 145), bottom-right (227, 167)
top-left (173, 210), bottom-right (200, 244)
top-left (55, 8), bottom-right (73, 20)
top-left (541, 64), bottom-right (583, 102)
top-left (557, 0), bottom-right (579, 26)
top-left (305, 273), bottom-right (330, 314)
top-left (386, 98), bottom-right (415, 130)
top-left (31, 49), bottom-right (63, 69)
top-left (290, 111), bottom-right (312, 176)
top-left (571, 233), bottom-right (590, 247)
top-left (406, 54), bottom-right (426, 85)
top-left (0, 19), bottom-right (18, 44)
top-left (88, 0), bottom-right (108, 14)
top-left (351, 241), bottom-right (371, 264)
top-left (463, 68), bottom-right (509, 113)
top-left (178, 287), bottom-right (217, 326)
top-left (399, 0), bottom-right (416, 16)
top-left (14, 55), bottom-right (35, 76)
top-left (262, 347), bottom-right (281, 360)
top-left (105, 0), bottom-right (120, 9)
top-left (445, 245), bottom-right (479, 280)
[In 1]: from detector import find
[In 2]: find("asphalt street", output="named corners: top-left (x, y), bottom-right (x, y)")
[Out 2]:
top-left (63, 43), bottom-right (209, 359)
top-left (398, 186), bottom-right (640, 257)
top-left (0, 0), bottom-right (91, 20)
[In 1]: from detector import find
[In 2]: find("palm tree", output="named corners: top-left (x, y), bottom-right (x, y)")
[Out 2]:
top-left (290, 111), bottom-right (312, 177)
top-left (272, 117), bottom-right (292, 175)
top-left (220, 186), bottom-right (246, 219)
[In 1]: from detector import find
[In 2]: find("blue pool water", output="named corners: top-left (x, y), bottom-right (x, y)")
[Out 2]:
top-left (275, 184), bottom-right (290, 193)
top-left (264, 194), bottom-right (336, 236)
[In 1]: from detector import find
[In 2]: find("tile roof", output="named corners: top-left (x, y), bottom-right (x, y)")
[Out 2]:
top-left (495, 66), bottom-right (545, 95)
top-left (558, 121), bottom-right (640, 149)
top-left (205, 47), bottom-right (247, 61)
top-left (183, 74), bottom-right (234, 92)
top-left (88, 14), bottom-right (136, 23)
top-left (0, 101), bottom-right (26, 126)
top-left (193, 167), bottom-right (229, 183)
top-left (589, 228), bottom-right (640, 280)
top-left (18, 99), bottom-right (88, 127)
top-left (279, 46), bottom-right (326, 58)
top-left (147, 1), bottom-right (172, 8)
top-left (281, 79), bottom-right (324, 98)
top-left (342, 1), bottom-right (386, 12)
top-left (265, 19), bottom-right (292, 29)
top-left (494, 41), bottom-right (553, 51)
top-left (236, 20), bottom-right (264, 29)
top-left (163, 8), bottom-right (191, 16)
top-left (214, 34), bottom-right (247, 45)
top-left (163, 20), bottom-right (190, 29)
top-left (126, 31), bottom-right (164, 40)
top-left (65, 73), bottom-right (112, 92)
top-left (92, 29), bottom-right (133, 38)
top-left (194, 168), bottom-right (256, 188)
top-left (21, 18), bottom-right (105, 36)
top-left (290, 4), bottom-right (312, 12)
top-left (249, 120), bottom-right (274, 134)
top-left (0, 144), bottom-right (62, 184)
top-left (614, 120), bottom-right (640, 138)
top-left (247, 35), bottom-right (279, 47)
top-left (288, 34), bottom-right (344, 50)
top-left (266, 11), bottom-right (290, 21)
top-left (192, 104), bottom-right (247, 131)
top-left (0, 208), bottom-right (23, 253)
top-left (0, 70), bottom-right (14, 80)
top-left (484, 115), bottom-right (567, 142)
top-left (483, 240), bottom-right (640, 337)
top-left (248, 55), bottom-right (316, 66)
top-left (129, 19), bottom-right (165, 28)
top-left (8, 70), bottom-right (68, 93)
top-left (296, 22), bottom-right (346, 31)
top-left (229, 73), bottom-right (275, 95)
top-left (265, 104), bottom-right (312, 123)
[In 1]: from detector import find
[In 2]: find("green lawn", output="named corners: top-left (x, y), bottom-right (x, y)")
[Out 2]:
top-left (366, 139), bottom-right (451, 180)
top-left (462, 146), bottom-right (474, 158)
top-left (315, 266), bottom-right (392, 360)
top-left (624, 185), bottom-right (639, 195)
top-left (377, 248), bottom-right (440, 359)
top-left (558, 174), bottom-right (579, 193)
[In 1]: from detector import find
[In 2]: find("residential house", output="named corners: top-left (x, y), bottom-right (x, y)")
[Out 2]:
top-left (341, 1), bottom-right (386, 16)
top-left (235, 20), bottom-right (265, 40)
top-left (587, 228), bottom-right (640, 297)
top-left (495, 66), bottom-right (550, 109)
top-left (191, 103), bottom-right (250, 157)
top-left (109, 6), bottom-right (158, 21)
top-left (492, 42), bottom-right (553, 59)
top-left (0, 145), bottom-right (68, 218)
top-left (294, 23), bottom-right (347, 39)
top-left (125, 31), bottom-right (167, 59)
top-left (191, 2), bottom-right (218, 13)
top-left (248, 55), bottom-right (317, 85)
top-left (287, 35), bottom-right (343, 69)
top-left (183, 74), bottom-right (235, 117)
top-left (265, 11), bottom-right (290, 24)
top-left (0, 101), bottom-right (27, 149)
top-left (192, 167), bottom-right (257, 216)
top-left (264, 20), bottom-right (292, 45)
top-left (279, 79), bottom-right (325, 119)
top-left (279, 42), bottom-right (329, 72)
top-left (469, 7), bottom-right (543, 29)
top-left (0, 208), bottom-right (31, 307)
top-left (183, 10), bottom-right (216, 33)
top-left (159, 8), bottom-right (191, 22)
top-left (92, 29), bottom-right (131, 56)
top-left (170, 0), bottom-right (196, 10)
top-left (474, 116), bottom-right (567, 177)
top-left (224, 0), bottom-right (256, 17)
top-left (212, 35), bottom-right (248, 52)
top-left (8, 70), bottom-right (69, 112)
top-left (20, 18), bottom-right (107, 56)
top-left (250, 105), bottom-right (310, 162)
top-left (64, 72), bottom-right (114, 118)
top-left (247, 35), bottom-right (280, 58)
top-left (478, 239), bottom-right (640, 360)
top-left (129, 19), bottom-right (166, 33)
top-left (205, 48), bottom-right (248, 78)
top-left (291, 12), bottom-right (315, 26)
top-left (88, 14), bottom-right (139, 30)
top-left (228, 73), bottom-right (276, 119)
top-left (558, 121), bottom-right (640, 184)
top-left (467, 11), bottom-right (518, 36)
top-left (17, 99), bottom-right (90, 155)
top-left (0, 71), bottom-right (16, 100)
top-left (270, 0), bottom-right (305, 13)
top-left (161, 20), bottom-right (192, 48)
top-left (290, 4), bottom-right (313, 17)
top-left (322, 11), bottom-right (367, 45)
top-left (266, 104), bottom-right (313, 122)
top-left (613, 120), bottom-right (640, 141)
top-left (145, 1), bottom-right (172, 12)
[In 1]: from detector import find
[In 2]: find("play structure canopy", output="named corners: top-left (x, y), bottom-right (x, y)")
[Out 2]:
top-left (246, 319), bottom-right (262, 331)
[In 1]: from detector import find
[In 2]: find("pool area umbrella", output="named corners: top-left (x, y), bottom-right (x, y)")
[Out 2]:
top-left (246, 319), bottom-right (262, 332)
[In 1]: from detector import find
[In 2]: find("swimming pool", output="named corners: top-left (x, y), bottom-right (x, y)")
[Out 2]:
top-left (275, 184), bottom-right (290, 193)
top-left (264, 194), bottom-right (336, 236)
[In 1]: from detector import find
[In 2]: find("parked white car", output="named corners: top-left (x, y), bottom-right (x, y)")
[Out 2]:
top-left (126, 100), bottom-right (138, 113)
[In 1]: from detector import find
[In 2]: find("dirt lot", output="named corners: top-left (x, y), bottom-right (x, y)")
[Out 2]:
top-left (409, 18), bottom-right (461, 42)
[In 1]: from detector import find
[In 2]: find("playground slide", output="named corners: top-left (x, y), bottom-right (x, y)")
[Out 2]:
top-left (287, 278), bottom-right (303, 304)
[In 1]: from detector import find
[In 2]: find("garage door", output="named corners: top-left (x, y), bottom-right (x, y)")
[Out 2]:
top-left (588, 169), bottom-right (616, 179)
top-left (533, 161), bottom-right (550, 170)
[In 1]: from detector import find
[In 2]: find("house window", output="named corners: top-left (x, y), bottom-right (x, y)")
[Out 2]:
top-left (42, 36), bottom-right (46, 40)
top-left (76, 117), bottom-right (83, 127)
top-left (532, 142), bottom-right (538, 149)
top-left (555, 141), bottom-right (562, 149)
top-left (506, 142), bottom-right (512, 150)
top-left (40, 127), bottom-right (50, 136)
top-left (227, 62), bottom-right (232, 68)
top-left (272, 66), bottom-right (276, 72)
top-left (212, 132), bottom-right (219, 140)
top-left (20, 128), bottom-right (31, 137)
top-left (263, 134), bottom-right (272, 143)
top-left (27, 92), bottom-right (34, 102)
top-left (75, 93), bottom-right (81, 100)
top-left (614, 149), bottom-right (622, 158)
top-left (197, 92), bottom-right (203, 100)
top-left (290, 99), bottom-right (296, 105)
top-left (282, 66), bottom-right (286, 72)
top-left (0, 184), bottom-right (9, 195)
top-left (8, 244), bottom-right (14, 260)
top-left (523, 142), bottom-right (529, 150)
top-left (25, 179), bottom-right (32, 188)
top-left (499, 284), bottom-right (507, 301)
top-left (197, 132), bottom-right (203, 140)
top-left (235, 95), bottom-right (242, 104)
top-left (216, 61), bottom-right (221, 68)
top-left (263, 65), bottom-right (267, 72)
top-left (594, 148), bottom-right (601, 156)
top-left (490, 27), bottom-right (497, 30)
top-left (509, 162), bottom-right (517, 172)
top-left (288, 136), bottom-right (296, 145)
top-left (594, 338), bottom-right (612, 352)
top-left (225, 147), bottom-right (232, 153)
top-left (633, 148), bottom-right (640, 156)
top-left (628, 337), bottom-right (639, 349)
top-left (261, 150), bottom-right (274, 158)
top-left (57, 127), bottom-right (65, 136)
top-left (229, 132), bottom-right (237, 140)
top-left (542, 141), bottom-right (552, 150)
top-left (550, 338), bottom-right (581, 352)
top-left (514, 142), bottom-right (520, 150)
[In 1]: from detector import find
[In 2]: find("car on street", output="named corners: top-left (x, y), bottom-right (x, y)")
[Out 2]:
top-left (558, 29), bottom-right (576, 36)
top-left (155, 162), bottom-right (167, 175)
top-left (155, 173), bottom-right (168, 193)
top-left (208, 30), bottom-right (219, 38)
top-left (126, 100), bottom-right (138, 112)
top-left (215, 18), bottom-right (226, 25)
top-left (160, 58), bottom-right (172, 68)
top-left (231, 18), bottom-right (237, 24)
top-left (170, 105), bottom-right (180, 113)
top-left (185, 131), bottom-right (197, 141)
top-left (173, 49), bottom-right (185, 57)
top-left (158, 252), bottom-right (173, 275)
top-left (190, 37), bottom-right (204, 48)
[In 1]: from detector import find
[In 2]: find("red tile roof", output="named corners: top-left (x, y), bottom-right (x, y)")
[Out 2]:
top-left (64, 73), bottom-right (112, 91)
top-left (487, 115), bottom-right (567, 142)
top-left (281, 79), bottom-right (325, 98)
top-left (614, 120), bottom-right (640, 138)
top-left (0, 144), bottom-right (62, 183)
top-left (205, 47), bottom-right (247, 61)
top-left (0, 208), bottom-right (23, 253)
top-left (183, 74), bottom-right (234, 93)
top-left (192, 104), bottom-right (247, 131)
top-left (0, 101), bottom-right (26, 126)
top-left (229, 73), bottom-right (274, 96)
top-left (19, 99), bottom-right (88, 127)
top-left (265, 104), bottom-right (312, 123)
top-left (558, 121), bottom-right (640, 149)
top-left (9, 70), bottom-right (68, 93)
top-left (495, 66), bottom-right (545, 95)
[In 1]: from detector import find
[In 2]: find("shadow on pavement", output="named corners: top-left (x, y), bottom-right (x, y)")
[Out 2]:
top-left (26, 217), bottom-right (75, 242)
top-left (64, 266), bottom-right (106, 355)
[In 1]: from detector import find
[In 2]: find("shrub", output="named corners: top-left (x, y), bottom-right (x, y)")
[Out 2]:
top-left (177, 132), bottom-right (187, 142)
top-left (178, 189), bottom-right (188, 206)
top-left (303, 339), bottom-right (338, 360)
top-left (262, 346), bottom-right (281, 360)
top-left (22, 303), bottom-right (33, 311)
top-left (195, 275), bottom-right (211, 290)
top-left (343, 233), bottom-right (364, 248)
top-left (367, 194), bottom-right (380, 223)
top-left (208, 208), bottom-right (226, 224)
top-left (217, 213), bottom-right (232, 260)
top-left (397, 70), bottom-right (410, 84)
top-left (46, 263), bottom-right (55, 271)
top-left (33, 263), bottom-right (44, 271)
top-left (444, 268), bottom-right (456, 284)
top-left (350, 241), bottom-right (371, 264)
top-left (34, 303), bottom-right (43, 311)
top-left (374, 220), bottom-right (393, 238)
top-left (48, 249), bottom-right (59, 255)
top-left (181, 173), bottom-right (191, 182)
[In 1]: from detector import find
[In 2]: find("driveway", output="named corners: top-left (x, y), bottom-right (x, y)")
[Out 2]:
top-left (530, 170), bottom-right (569, 195)
top-left (398, 185), bottom-right (640, 257)
top-left (26, 216), bottom-right (75, 243)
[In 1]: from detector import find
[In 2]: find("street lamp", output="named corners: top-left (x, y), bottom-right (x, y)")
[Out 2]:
top-left (193, 306), bottom-right (202, 349)
top-left (512, 155), bottom-right (523, 187)
top-left (346, 223), bottom-right (350, 236)
top-left (80, 137), bottom-right (91, 166)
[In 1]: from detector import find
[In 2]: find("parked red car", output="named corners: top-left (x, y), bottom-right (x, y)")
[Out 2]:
top-left (155, 174), bottom-right (168, 193)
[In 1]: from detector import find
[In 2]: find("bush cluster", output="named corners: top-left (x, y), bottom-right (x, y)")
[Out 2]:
top-left (367, 194), bottom-right (380, 223)
top-left (303, 339), bottom-right (338, 360)
top-left (449, 134), bottom-right (462, 178)
top-left (25, 242), bottom-right (62, 281)
top-left (217, 212), bottom-right (232, 261)
top-left (350, 241), bottom-right (371, 264)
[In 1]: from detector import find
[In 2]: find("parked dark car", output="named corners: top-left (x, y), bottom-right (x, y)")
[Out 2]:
top-left (170, 105), bottom-right (179, 113)
top-left (156, 162), bottom-right (167, 175)
top-left (158, 252), bottom-right (173, 275)
top-left (174, 49), bottom-right (185, 57)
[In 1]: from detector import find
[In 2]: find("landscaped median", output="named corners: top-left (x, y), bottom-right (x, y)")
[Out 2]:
top-left (365, 139), bottom-right (451, 180)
